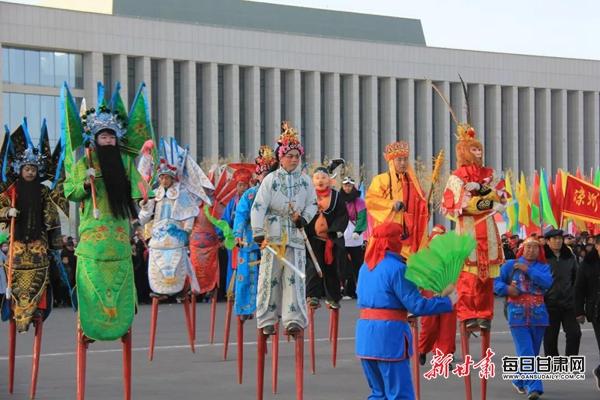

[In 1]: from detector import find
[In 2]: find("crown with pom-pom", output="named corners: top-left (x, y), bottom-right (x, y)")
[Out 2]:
top-left (277, 121), bottom-right (304, 157)
top-left (255, 145), bottom-right (277, 174)
top-left (81, 104), bottom-right (127, 142)
top-left (384, 141), bottom-right (409, 161)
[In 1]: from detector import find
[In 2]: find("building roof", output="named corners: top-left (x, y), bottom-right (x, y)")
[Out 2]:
top-left (112, 0), bottom-right (426, 46)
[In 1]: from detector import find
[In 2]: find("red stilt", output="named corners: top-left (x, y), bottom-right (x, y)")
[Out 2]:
top-left (331, 308), bottom-right (339, 368)
top-left (29, 318), bottom-right (44, 399)
top-left (223, 297), bottom-right (233, 360)
top-left (295, 330), bottom-right (304, 400)
top-left (148, 297), bottom-right (159, 361)
top-left (191, 293), bottom-right (197, 342)
top-left (308, 307), bottom-right (316, 374)
top-left (410, 317), bottom-right (420, 400)
top-left (480, 329), bottom-right (491, 400)
top-left (183, 294), bottom-right (195, 353)
top-left (272, 324), bottom-right (279, 394)
top-left (76, 326), bottom-right (88, 400)
top-left (459, 322), bottom-right (473, 400)
top-left (121, 330), bottom-right (132, 400)
top-left (256, 329), bottom-right (268, 400)
top-left (209, 291), bottom-right (217, 344)
top-left (237, 317), bottom-right (244, 385)
top-left (328, 309), bottom-right (333, 342)
top-left (8, 319), bottom-right (16, 394)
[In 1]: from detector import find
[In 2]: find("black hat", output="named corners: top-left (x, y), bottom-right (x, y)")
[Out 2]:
top-left (544, 229), bottom-right (564, 239)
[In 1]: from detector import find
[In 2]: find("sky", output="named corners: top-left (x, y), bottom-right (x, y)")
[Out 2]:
top-left (4, 0), bottom-right (599, 60)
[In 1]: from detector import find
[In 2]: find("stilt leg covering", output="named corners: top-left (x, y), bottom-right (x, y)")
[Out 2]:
top-left (223, 298), bottom-right (233, 360)
top-left (480, 329), bottom-right (491, 400)
top-left (237, 317), bottom-right (244, 385)
top-left (308, 307), bottom-right (316, 375)
top-left (272, 324), bottom-right (279, 394)
top-left (76, 326), bottom-right (88, 400)
top-left (148, 297), bottom-right (159, 361)
top-left (29, 318), bottom-right (44, 399)
top-left (191, 294), bottom-right (197, 342)
top-left (8, 319), bottom-right (16, 394)
top-left (256, 329), bottom-right (267, 400)
top-left (295, 331), bottom-right (304, 400)
top-left (410, 317), bottom-right (420, 400)
top-left (183, 294), bottom-right (195, 353)
top-left (459, 321), bottom-right (473, 400)
top-left (331, 309), bottom-right (339, 368)
top-left (209, 291), bottom-right (217, 344)
top-left (121, 330), bottom-right (132, 400)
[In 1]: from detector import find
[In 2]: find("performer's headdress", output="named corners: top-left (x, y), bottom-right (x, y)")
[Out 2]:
top-left (516, 235), bottom-right (547, 263)
top-left (81, 104), bottom-right (127, 143)
top-left (276, 121), bottom-right (304, 158)
top-left (255, 145), bottom-right (277, 175)
top-left (342, 176), bottom-right (356, 185)
top-left (384, 141), bottom-right (409, 162)
top-left (312, 158), bottom-right (346, 178)
top-left (364, 222), bottom-right (405, 270)
top-left (232, 168), bottom-right (253, 185)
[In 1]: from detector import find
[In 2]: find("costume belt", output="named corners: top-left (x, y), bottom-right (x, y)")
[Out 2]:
top-left (507, 294), bottom-right (544, 306)
top-left (359, 308), bottom-right (408, 321)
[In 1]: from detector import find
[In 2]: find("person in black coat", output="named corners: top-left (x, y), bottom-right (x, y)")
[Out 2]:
top-left (575, 234), bottom-right (600, 390)
top-left (543, 229), bottom-right (581, 356)
top-left (305, 167), bottom-right (349, 310)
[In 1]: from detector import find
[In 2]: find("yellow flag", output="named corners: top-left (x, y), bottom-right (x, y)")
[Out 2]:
top-left (505, 170), bottom-right (518, 233)
top-left (517, 172), bottom-right (531, 227)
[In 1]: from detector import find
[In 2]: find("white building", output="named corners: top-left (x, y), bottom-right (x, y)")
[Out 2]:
top-left (2, 0), bottom-right (600, 187)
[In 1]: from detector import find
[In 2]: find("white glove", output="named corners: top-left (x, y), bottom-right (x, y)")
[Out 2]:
top-left (464, 182), bottom-right (481, 192)
top-left (7, 208), bottom-right (18, 218)
top-left (352, 232), bottom-right (360, 240)
top-left (448, 291), bottom-right (458, 306)
top-left (493, 202), bottom-right (507, 214)
top-left (86, 168), bottom-right (96, 178)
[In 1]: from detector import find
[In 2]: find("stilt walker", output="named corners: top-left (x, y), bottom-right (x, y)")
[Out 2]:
top-left (440, 78), bottom-right (508, 400)
top-left (251, 122), bottom-right (317, 400)
top-left (62, 81), bottom-right (154, 400)
top-left (230, 145), bottom-right (277, 382)
top-left (0, 120), bottom-right (68, 399)
top-left (138, 137), bottom-right (212, 360)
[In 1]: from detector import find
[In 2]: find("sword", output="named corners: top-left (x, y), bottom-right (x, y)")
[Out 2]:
top-left (264, 245), bottom-right (306, 280)
top-left (288, 203), bottom-right (323, 278)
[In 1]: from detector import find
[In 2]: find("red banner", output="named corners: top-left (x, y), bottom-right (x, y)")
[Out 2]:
top-left (562, 174), bottom-right (600, 224)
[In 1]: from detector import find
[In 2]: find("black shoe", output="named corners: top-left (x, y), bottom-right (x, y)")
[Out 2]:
top-left (527, 391), bottom-right (540, 400)
top-left (419, 353), bottom-right (426, 366)
top-left (478, 319), bottom-right (491, 330)
top-left (262, 325), bottom-right (276, 336)
top-left (325, 299), bottom-right (340, 310)
top-left (594, 365), bottom-right (600, 391)
top-left (286, 322), bottom-right (302, 335)
top-left (307, 297), bottom-right (320, 309)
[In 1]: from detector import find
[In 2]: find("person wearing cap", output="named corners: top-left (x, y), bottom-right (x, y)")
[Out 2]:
top-left (356, 222), bottom-right (456, 399)
top-left (365, 141), bottom-right (428, 260)
top-left (304, 166), bottom-right (349, 310)
top-left (339, 176), bottom-right (367, 299)
top-left (250, 122), bottom-right (317, 336)
top-left (417, 225), bottom-right (458, 366)
top-left (495, 236), bottom-right (553, 399)
top-left (542, 228), bottom-right (581, 356)
top-left (441, 123), bottom-right (507, 331)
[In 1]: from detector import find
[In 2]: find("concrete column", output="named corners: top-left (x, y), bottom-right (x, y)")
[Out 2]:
top-left (469, 83), bottom-right (485, 138)
top-left (157, 59), bottom-right (174, 137)
top-left (304, 71), bottom-right (321, 163)
top-left (135, 56), bottom-right (151, 116)
top-left (501, 86), bottom-right (519, 174)
top-left (535, 88), bottom-right (552, 173)
top-left (415, 80), bottom-right (432, 171)
top-left (83, 52), bottom-right (103, 106)
top-left (567, 91), bottom-right (584, 172)
top-left (265, 68), bottom-right (281, 145)
top-left (223, 64), bottom-right (239, 158)
top-left (323, 73), bottom-right (341, 160)
top-left (398, 79), bottom-right (415, 164)
top-left (202, 63), bottom-right (218, 160)
top-left (433, 81), bottom-right (451, 172)
top-left (361, 76), bottom-right (378, 180)
top-left (450, 82), bottom-right (468, 170)
top-left (180, 60), bottom-right (197, 161)
top-left (584, 92), bottom-right (600, 171)
top-left (284, 69), bottom-right (301, 133)
top-left (245, 66), bottom-right (261, 157)
top-left (342, 75), bottom-right (360, 178)
top-left (518, 87), bottom-right (535, 175)
top-left (485, 85), bottom-right (501, 171)
top-left (551, 89), bottom-right (568, 172)
top-left (379, 77), bottom-right (396, 171)
top-left (111, 54), bottom-right (128, 105)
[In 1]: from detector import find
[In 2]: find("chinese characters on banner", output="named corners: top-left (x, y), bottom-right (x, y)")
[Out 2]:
top-left (563, 175), bottom-right (600, 224)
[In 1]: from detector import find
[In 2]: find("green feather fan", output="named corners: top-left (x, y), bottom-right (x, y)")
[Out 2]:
top-left (203, 205), bottom-right (236, 250)
top-left (405, 231), bottom-right (476, 294)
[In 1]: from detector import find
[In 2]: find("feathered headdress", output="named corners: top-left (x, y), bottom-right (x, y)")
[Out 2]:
top-left (276, 121), bottom-right (304, 158)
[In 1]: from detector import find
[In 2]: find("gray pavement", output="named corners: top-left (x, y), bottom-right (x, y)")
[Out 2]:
top-left (0, 298), bottom-right (599, 399)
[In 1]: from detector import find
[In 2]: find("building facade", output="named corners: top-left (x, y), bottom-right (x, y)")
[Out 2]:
top-left (2, 0), bottom-right (600, 191)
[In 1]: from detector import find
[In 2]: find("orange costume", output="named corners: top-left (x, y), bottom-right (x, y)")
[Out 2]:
top-left (441, 124), bottom-right (506, 323)
top-left (365, 141), bottom-right (428, 259)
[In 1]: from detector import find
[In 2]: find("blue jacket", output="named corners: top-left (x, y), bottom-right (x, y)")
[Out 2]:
top-left (355, 252), bottom-right (453, 361)
top-left (233, 186), bottom-right (259, 252)
top-left (494, 257), bottom-right (553, 327)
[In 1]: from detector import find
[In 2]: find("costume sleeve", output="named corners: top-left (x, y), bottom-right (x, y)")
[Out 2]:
top-left (233, 190), bottom-right (252, 240)
top-left (354, 199), bottom-right (367, 233)
top-left (493, 261), bottom-right (514, 297)
top-left (43, 188), bottom-right (63, 250)
top-left (301, 177), bottom-right (318, 224)
top-left (365, 174), bottom-right (395, 224)
top-left (137, 199), bottom-right (155, 226)
top-left (0, 190), bottom-right (11, 220)
top-left (574, 264), bottom-right (588, 317)
top-left (393, 264), bottom-right (453, 316)
top-left (328, 193), bottom-right (349, 237)
top-left (64, 158), bottom-right (90, 202)
top-left (527, 262), bottom-right (553, 292)
top-left (251, 176), bottom-right (272, 238)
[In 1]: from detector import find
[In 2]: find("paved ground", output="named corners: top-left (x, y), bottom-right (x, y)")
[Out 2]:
top-left (0, 298), bottom-right (599, 399)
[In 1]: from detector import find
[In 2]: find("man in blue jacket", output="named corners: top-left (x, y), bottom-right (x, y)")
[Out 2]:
top-left (356, 222), bottom-right (456, 400)
top-left (494, 236), bottom-right (553, 400)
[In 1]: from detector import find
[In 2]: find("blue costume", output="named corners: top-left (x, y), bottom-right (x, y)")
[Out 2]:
top-left (221, 194), bottom-right (241, 290)
top-left (232, 186), bottom-right (260, 316)
top-left (494, 256), bottom-right (553, 396)
top-left (356, 251), bottom-right (453, 400)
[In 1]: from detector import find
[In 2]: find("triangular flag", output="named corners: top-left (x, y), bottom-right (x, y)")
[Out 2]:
top-left (517, 172), bottom-right (531, 228)
top-left (540, 168), bottom-right (558, 228)
top-left (530, 171), bottom-right (541, 227)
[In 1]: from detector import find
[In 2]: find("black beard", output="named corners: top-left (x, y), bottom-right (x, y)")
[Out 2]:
top-left (96, 143), bottom-right (135, 219)
top-left (14, 178), bottom-right (43, 242)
